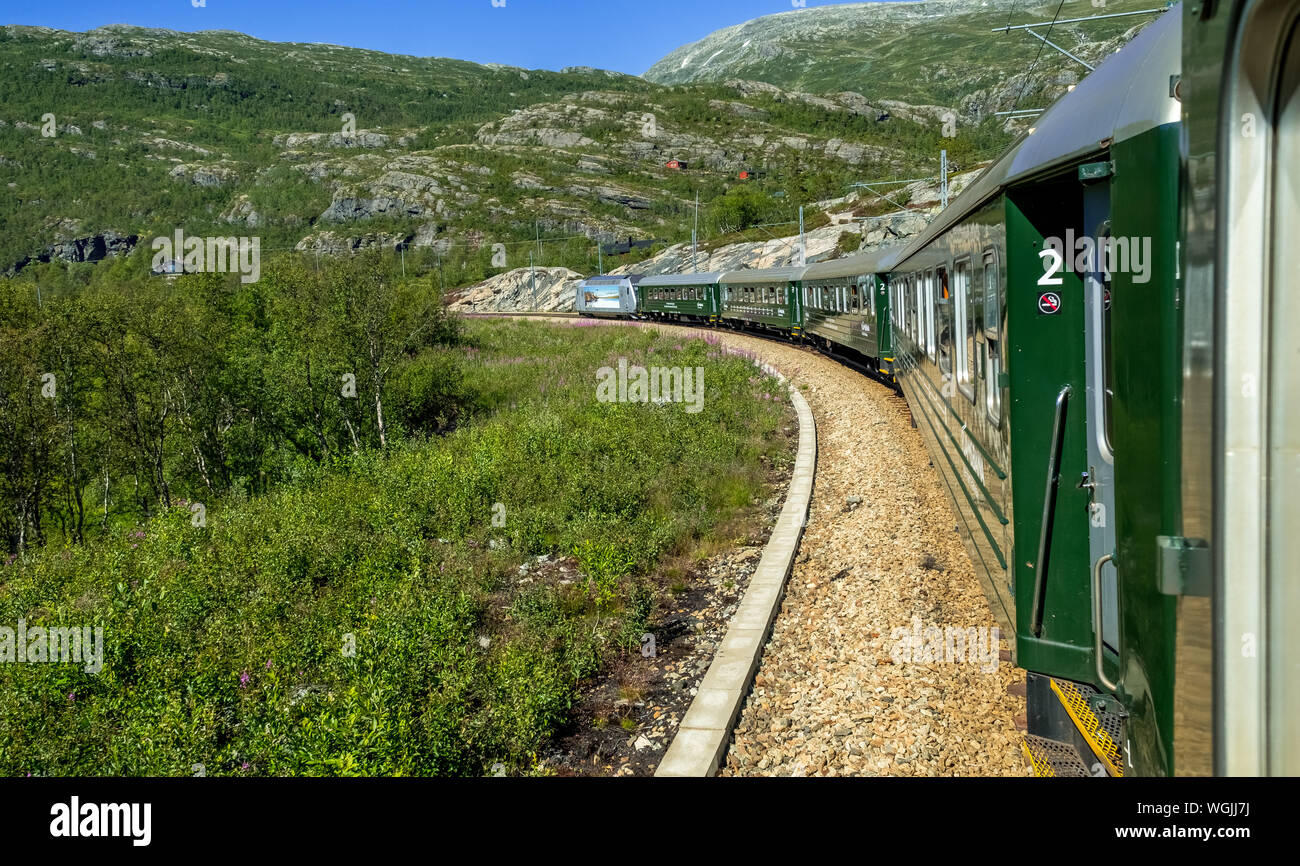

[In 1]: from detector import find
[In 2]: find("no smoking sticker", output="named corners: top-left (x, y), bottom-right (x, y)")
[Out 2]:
top-left (1037, 291), bottom-right (1062, 315)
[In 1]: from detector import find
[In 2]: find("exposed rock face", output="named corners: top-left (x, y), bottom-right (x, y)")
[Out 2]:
top-left (220, 194), bottom-right (262, 227)
top-left (293, 230), bottom-right (412, 255)
top-left (48, 230), bottom-right (138, 263)
top-left (448, 267), bottom-right (583, 314)
top-left (169, 162), bottom-right (239, 186)
top-left (273, 130), bottom-right (391, 149)
top-left (320, 195), bottom-right (425, 222)
top-left (8, 229), bottom-right (139, 273)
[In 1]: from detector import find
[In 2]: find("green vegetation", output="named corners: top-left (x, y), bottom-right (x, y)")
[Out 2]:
top-left (0, 284), bottom-right (793, 775)
top-left (0, 22), bottom-right (1019, 281)
top-left (645, 0), bottom-right (1163, 102)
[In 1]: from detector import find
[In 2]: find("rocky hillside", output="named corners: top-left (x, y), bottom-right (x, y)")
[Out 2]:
top-left (646, 0), bottom-right (1163, 109)
top-left (448, 167), bottom-right (979, 314)
top-left (0, 4), bottom-right (1159, 285)
top-left (0, 22), bottom-right (1005, 278)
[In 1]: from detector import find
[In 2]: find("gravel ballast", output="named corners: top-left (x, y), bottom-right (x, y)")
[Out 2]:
top-left (653, 326), bottom-right (1029, 777)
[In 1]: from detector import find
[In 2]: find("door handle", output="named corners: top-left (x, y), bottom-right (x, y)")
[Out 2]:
top-left (1092, 552), bottom-right (1119, 692)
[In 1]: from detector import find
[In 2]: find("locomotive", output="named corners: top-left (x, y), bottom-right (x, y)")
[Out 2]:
top-left (574, 1), bottom-right (1297, 776)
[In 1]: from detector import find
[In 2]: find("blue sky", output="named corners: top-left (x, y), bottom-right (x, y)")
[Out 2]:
top-left (0, 0), bottom-right (900, 76)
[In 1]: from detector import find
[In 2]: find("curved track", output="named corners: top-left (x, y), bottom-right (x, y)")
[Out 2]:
top-left (475, 313), bottom-right (1029, 775)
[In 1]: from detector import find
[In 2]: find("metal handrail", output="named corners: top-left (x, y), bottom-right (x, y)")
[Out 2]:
top-left (1030, 385), bottom-right (1072, 637)
top-left (1093, 553), bottom-right (1119, 691)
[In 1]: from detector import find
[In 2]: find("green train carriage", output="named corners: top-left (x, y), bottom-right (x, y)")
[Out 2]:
top-left (890, 6), bottom-right (1190, 777)
top-left (801, 247), bottom-right (905, 377)
top-left (637, 272), bottom-right (723, 323)
top-left (717, 266), bottom-right (807, 339)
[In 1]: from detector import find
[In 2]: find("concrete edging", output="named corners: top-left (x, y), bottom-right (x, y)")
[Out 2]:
top-left (655, 360), bottom-right (816, 777)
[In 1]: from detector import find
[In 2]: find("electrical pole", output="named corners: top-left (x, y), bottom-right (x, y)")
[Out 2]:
top-left (940, 150), bottom-right (949, 210)
top-left (798, 205), bottom-right (806, 266)
top-left (530, 250), bottom-right (537, 311)
top-left (693, 190), bottom-right (699, 271)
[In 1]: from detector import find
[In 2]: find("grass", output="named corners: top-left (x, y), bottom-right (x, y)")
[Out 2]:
top-left (0, 318), bottom-right (793, 776)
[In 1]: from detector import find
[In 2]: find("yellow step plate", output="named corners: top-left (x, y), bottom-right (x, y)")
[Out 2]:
top-left (1050, 678), bottom-right (1124, 777)
top-left (1021, 735), bottom-right (1090, 777)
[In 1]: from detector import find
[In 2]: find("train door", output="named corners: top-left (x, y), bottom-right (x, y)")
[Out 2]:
top-left (1082, 183), bottom-right (1120, 674)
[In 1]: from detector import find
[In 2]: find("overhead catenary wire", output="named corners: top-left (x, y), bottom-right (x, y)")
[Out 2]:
top-left (1009, 0), bottom-right (1068, 115)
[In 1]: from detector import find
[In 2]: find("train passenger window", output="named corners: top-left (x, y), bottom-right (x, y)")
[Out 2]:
top-left (851, 284), bottom-right (860, 314)
top-left (915, 275), bottom-right (922, 341)
top-left (955, 261), bottom-right (974, 402)
top-left (983, 251), bottom-right (1003, 425)
top-left (936, 267), bottom-right (952, 376)
top-left (914, 276), bottom-right (922, 345)
top-left (911, 276), bottom-right (920, 341)
top-left (983, 250), bottom-right (1001, 339)
top-left (928, 272), bottom-right (936, 359)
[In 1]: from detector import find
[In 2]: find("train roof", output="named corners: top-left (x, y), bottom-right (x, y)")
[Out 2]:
top-left (893, 5), bottom-right (1181, 270)
top-left (638, 271), bottom-right (726, 286)
top-left (718, 265), bottom-right (810, 285)
top-left (801, 245), bottom-right (908, 280)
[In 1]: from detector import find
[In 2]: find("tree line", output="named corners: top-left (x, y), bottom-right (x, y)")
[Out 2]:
top-left (0, 253), bottom-right (464, 555)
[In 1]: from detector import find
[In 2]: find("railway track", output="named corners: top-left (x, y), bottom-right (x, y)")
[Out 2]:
top-left (474, 312), bottom-right (1029, 775)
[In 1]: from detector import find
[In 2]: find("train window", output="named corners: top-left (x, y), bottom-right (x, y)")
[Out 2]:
top-left (955, 261), bottom-right (974, 402)
top-left (916, 275), bottom-right (924, 347)
top-left (922, 271), bottom-right (933, 360)
top-left (850, 284), bottom-right (860, 314)
top-left (983, 251), bottom-right (1003, 425)
top-left (983, 249), bottom-right (1001, 339)
top-left (937, 267), bottom-right (952, 376)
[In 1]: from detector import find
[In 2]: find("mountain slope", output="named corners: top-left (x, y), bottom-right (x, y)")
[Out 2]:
top-left (0, 22), bottom-right (1007, 278)
top-left (645, 0), bottom-right (1163, 107)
